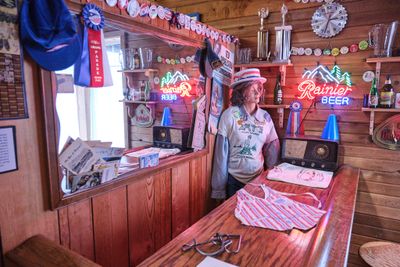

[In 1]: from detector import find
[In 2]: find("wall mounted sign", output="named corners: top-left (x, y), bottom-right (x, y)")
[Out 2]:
top-left (160, 71), bottom-right (193, 100)
top-left (372, 114), bottom-right (400, 150)
top-left (298, 64), bottom-right (353, 106)
top-left (0, 126), bottom-right (18, 174)
top-left (0, 1), bottom-right (28, 120)
top-left (131, 104), bottom-right (154, 127)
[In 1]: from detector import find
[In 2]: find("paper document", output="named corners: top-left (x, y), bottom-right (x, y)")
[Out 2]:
top-left (266, 163), bottom-right (334, 188)
top-left (59, 138), bottom-right (104, 175)
top-left (197, 256), bottom-right (238, 267)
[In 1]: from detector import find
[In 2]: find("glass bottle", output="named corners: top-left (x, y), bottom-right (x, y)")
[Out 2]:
top-left (379, 75), bottom-right (395, 108)
top-left (273, 73), bottom-right (283, 105)
top-left (369, 78), bottom-right (379, 108)
top-left (144, 81), bottom-right (150, 101)
top-left (133, 49), bottom-right (140, 69)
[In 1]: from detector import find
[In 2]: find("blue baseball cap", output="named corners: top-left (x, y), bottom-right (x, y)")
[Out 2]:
top-left (20, 0), bottom-right (82, 71)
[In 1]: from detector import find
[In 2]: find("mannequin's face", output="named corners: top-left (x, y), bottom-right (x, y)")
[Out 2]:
top-left (243, 82), bottom-right (263, 104)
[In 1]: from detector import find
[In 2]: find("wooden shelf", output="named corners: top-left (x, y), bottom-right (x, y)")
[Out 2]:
top-left (366, 57), bottom-right (400, 63)
top-left (120, 100), bottom-right (157, 104)
top-left (118, 69), bottom-right (158, 73)
top-left (234, 61), bottom-right (292, 68)
top-left (259, 104), bottom-right (290, 109)
top-left (362, 107), bottom-right (400, 135)
top-left (362, 107), bottom-right (400, 112)
top-left (259, 104), bottom-right (290, 128)
top-left (235, 61), bottom-right (292, 86)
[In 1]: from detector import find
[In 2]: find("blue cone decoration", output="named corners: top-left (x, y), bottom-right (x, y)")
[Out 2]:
top-left (321, 114), bottom-right (339, 141)
top-left (161, 107), bottom-right (172, 126)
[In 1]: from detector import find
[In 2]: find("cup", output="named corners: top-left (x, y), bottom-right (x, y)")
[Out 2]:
top-left (142, 48), bottom-right (153, 69)
top-left (119, 48), bottom-right (133, 70)
top-left (384, 21), bottom-right (399, 57)
top-left (363, 94), bottom-right (369, 108)
top-left (369, 24), bottom-right (388, 57)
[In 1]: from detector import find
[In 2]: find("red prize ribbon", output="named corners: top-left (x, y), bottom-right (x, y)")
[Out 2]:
top-left (83, 4), bottom-right (105, 87)
top-left (88, 28), bottom-right (104, 87)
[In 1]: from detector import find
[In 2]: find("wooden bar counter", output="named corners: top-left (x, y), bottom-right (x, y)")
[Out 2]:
top-left (139, 165), bottom-right (359, 267)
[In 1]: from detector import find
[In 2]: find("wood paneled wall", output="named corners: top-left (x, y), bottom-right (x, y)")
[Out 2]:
top-left (156, 0), bottom-right (400, 266)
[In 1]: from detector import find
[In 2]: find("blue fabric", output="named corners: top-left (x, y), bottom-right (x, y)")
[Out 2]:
top-left (20, 0), bottom-right (82, 71)
top-left (74, 19), bottom-right (91, 87)
top-left (211, 134), bottom-right (229, 199)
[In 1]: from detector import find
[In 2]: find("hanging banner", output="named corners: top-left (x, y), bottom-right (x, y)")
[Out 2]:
top-left (208, 78), bottom-right (223, 134)
top-left (212, 42), bottom-right (234, 86)
top-left (208, 43), bottom-right (234, 134)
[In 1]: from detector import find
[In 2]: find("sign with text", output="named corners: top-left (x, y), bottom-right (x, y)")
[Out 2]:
top-left (298, 65), bottom-right (353, 106)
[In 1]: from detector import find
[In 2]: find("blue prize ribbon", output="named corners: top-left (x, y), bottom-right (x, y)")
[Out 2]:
top-left (82, 3), bottom-right (105, 31)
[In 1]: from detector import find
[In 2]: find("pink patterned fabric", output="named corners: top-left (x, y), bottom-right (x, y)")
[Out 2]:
top-left (234, 184), bottom-right (326, 231)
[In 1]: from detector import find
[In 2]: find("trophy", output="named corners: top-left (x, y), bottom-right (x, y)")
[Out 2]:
top-left (257, 8), bottom-right (269, 61)
top-left (274, 4), bottom-right (292, 62)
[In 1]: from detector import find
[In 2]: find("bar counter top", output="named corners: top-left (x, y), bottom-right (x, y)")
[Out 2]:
top-left (138, 165), bottom-right (360, 267)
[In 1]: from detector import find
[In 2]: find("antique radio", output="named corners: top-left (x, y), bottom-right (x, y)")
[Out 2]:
top-left (153, 126), bottom-right (191, 150)
top-left (281, 136), bottom-right (339, 171)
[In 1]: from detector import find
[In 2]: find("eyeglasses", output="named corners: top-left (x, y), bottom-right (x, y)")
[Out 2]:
top-left (181, 233), bottom-right (242, 256)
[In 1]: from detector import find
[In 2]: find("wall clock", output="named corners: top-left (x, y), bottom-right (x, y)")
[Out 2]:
top-left (311, 2), bottom-right (348, 38)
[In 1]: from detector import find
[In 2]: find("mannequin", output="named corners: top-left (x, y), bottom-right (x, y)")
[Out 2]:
top-left (211, 68), bottom-right (280, 199)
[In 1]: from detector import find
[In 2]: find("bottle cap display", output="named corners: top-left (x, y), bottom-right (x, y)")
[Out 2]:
top-left (331, 48), bottom-right (340, 56)
top-left (359, 40), bottom-right (369, 50)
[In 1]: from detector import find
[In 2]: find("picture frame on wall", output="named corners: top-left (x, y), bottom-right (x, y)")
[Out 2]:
top-left (0, 0), bottom-right (29, 120)
top-left (0, 126), bottom-right (18, 174)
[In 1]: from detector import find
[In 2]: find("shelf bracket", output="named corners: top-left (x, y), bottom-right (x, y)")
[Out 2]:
top-left (277, 107), bottom-right (285, 128)
top-left (279, 65), bottom-right (287, 86)
top-left (368, 110), bottom-right (375, 135)
top-left (375, 62), bottom-right (381, 88)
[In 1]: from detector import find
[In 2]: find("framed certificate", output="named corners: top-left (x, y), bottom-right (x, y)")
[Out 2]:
top-left (0, 126), bottom-right (18, 174)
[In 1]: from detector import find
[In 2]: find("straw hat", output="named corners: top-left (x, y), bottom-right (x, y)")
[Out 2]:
top-left (231, 68), bottom-right (266, 88)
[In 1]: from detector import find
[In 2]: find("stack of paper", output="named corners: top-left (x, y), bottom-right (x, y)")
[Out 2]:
top-left (266, 163), bottom-right (334, 188)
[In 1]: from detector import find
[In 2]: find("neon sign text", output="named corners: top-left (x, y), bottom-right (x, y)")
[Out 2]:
top-left (298, 64), bottom-right (353, 106)
top-left (297, 80), bottom-right (352, 100)
top-left (321, 96), bottom-right (350, 105)
top-left (160, 71), bottom-right (193, 101)
top-left (160, 81), bottom-right (192, 97)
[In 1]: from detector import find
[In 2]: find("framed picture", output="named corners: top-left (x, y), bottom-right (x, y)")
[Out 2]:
top-left (0, 0), bottom-right (29, 120)
top-left (0, 126), bottom-right (18, 174)
top-left (188, 12), bottom-right (201, 22)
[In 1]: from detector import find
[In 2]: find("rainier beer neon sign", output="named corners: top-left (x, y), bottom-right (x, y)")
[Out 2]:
top-left (298, 65), bottom-right (353, 105)
top-left (160, 71), bottom-right (193, 100)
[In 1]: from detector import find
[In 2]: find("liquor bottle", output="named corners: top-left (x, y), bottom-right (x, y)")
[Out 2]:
top-left (133, 49), bottom-right (140, 69)
top-left (379, 75), bottom-right (395, 108)
top-left (273, 73), bottom-right (283, 105)
top-left (369, 78), bottom-right (379, 108)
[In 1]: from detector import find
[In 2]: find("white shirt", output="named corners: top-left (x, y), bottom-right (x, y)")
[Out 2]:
top-left (218, 105), bottom-right (278, 183)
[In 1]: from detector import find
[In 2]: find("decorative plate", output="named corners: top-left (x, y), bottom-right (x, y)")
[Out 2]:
top-left (106, 0), bottom-right (117, 7)
top-left (127, 0), bottom-right (140, 17)
top-left (311, 2), bottom-right (348, 38)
